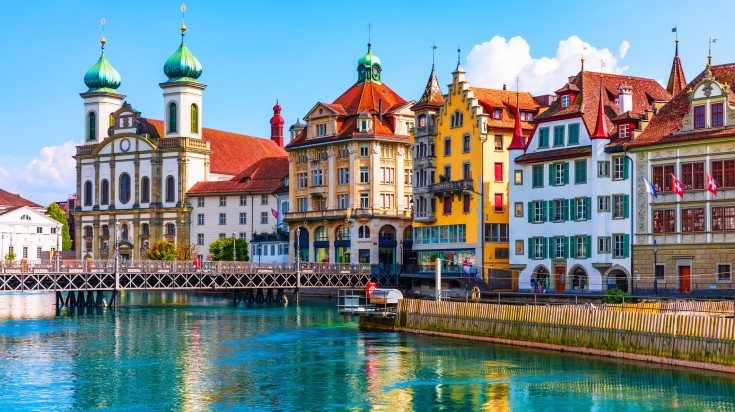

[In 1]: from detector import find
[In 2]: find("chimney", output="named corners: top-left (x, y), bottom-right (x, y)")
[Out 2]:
top-left (617, 84), bottom-right (633, 115)
top-left (503, 84), bottom-right (506, 90)
top-left (378, 99), bottom-right (383, 123)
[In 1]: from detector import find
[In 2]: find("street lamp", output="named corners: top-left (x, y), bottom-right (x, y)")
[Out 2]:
top-left (55, 223), bottom-right (61, 272)
top-left (653, 240), bottom-right (658, 295)
top-left (463, 188), bottom-right (484, 280)
top-left (232, 231), bottom-right (237, 263)
top-left (295, 227), bottom-right (300, 267)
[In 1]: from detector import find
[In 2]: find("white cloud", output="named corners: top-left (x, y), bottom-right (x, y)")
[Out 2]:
top-left (465, 35), bottom-right (631, 96)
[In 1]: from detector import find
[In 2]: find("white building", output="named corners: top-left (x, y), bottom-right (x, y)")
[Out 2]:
top-left (0, 206), bottom-right (62, 263)
top-left (509, 70), bottom-right (670, 292)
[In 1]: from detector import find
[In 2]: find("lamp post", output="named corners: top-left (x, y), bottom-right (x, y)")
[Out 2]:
top-left (295, 227), bottom-right (300, 267)
top-left (55, 223), bottom-right (61, 272)
top-left (653, 240), bottom-right (658, 295)
top-left (232, 232), bottom-right (237, 263)
top-left (114, 220), bottom-right (120, 290)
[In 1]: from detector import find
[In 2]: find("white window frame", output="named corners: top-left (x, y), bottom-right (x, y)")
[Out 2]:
top-left (612, 233), bottom-right (625, 258)
top-left (597, 161), bottom-right (610, 177)
top-left (597, 236), bottom-right (611, 254)
top-left (598, 196), bottom-right (610, 213)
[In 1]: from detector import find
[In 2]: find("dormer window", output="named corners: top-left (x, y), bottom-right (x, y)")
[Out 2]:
top-left (712, 103), bottom-right (724, 127)
top-left (357, 110), bottom-right (373, 133)
top-left (493, 108), bottom-right (502, 119)
top-left (316, 123), bottom-right (327, 136)
top-left (561, 95), bottom-right (570, 108)
top-left (694, 105), bottom-right (705, 129)
top-left (520, 111), bottom-right (533, 122)
top-left (618, 124), bottom-right (630, 139)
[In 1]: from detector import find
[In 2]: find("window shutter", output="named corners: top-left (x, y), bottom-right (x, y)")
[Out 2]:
top-left (622, 195), bottom-right (630, 219)
top-left (563, 238), bottom-right (569, 258)
top-left (567, 236), bottom-right (574, 258)
top-left (544, 237), bottom-right (550, 259)
top-left (528, 238), bottom-right (533, 258)
top-left (585, 197), bottom-right (592, 220)
top-left (527, 202), bottom-right (533, 223)
top-left (585, 236), bottom-right (592, 258)
top-left (565, 199), bottom-right (571, 221)
top-left (622, 158), bottom-right (629, 180)
top-left (623, 234), bottom-right (630, 258)
top-left (563, 162), bottom-right (570, 185)
top-left (543, 201), bottom-right (549, 222)
top-left (548, 164), bottom-right (554, 186)
top-left (549, 200), bottom-right (556, 221)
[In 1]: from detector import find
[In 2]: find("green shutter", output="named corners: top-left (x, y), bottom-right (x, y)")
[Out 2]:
top-left (622, 195), bottom-right (630, 219)
top-left (568, 236), bottom-right (574, 258)
top-left (527, 202), bottom-right (533, 223)
top-left (622, 157), bottom-right (629, 180)
top-left (562, 237), bottom-right (569, 258)
top-left (563, 162), bottom-right (570, 185)
top-left (585, 197), bottom-right (592, 220)
top-left (528, 238), bottom-right (533, 258)
top-left (549, 164), bottom-right (554, 186)
top-left (568, 123), bottom-right (579, 145)
top-left (623, 234), bottom-right (630, 258)
top-left (585, 236), bottom-right (592, 258)
top-left (549, 200), bottom-right (556, 222)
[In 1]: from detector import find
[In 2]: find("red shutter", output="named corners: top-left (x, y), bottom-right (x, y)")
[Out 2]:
top-left (494, 162), bottom-right (503, 182)
top-left (494, 193), bottom-right (503, 212)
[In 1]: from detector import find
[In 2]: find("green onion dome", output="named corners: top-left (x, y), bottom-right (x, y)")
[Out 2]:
top-left (84, 39), bottom-right (121, 93)
top-left (357, 43), bottom-right (381, 67)
top-left (163, 28), bottom-right (202, 83)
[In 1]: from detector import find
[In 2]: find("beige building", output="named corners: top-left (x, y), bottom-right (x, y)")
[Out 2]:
top-left (284, 44), bottom-right (415, 266)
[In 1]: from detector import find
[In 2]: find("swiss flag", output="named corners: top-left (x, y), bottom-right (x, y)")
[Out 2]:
top-left (671, 174), bottom-right (684, 198)
top-left (271, 208), bottom-right (279, 218)
top-left (707, 173), bottom-right (718, 196)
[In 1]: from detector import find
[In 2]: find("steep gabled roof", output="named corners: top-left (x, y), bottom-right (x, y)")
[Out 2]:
top-left (0, 189), bottom-right (41, 209)
top-left (187, 156), bottom-right (289, 194)
top-left (140, 119), bottom-right (286, 176)
top-left (412, 65), bottom-right (444, 111)
top-left (667, 41), bottom-right (687, 96)
top-left (471, 87), bottom-right (540, 131)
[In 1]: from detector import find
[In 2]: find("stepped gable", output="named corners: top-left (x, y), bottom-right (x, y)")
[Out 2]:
top-left (471, 88), bottom-right (540, 131)
top-left (140, 119), bottom-right (286, 176)
top-left (535, 71), bottom-right (671, 139)
top-left (628, 64), bottom-right (735, 148)
top-left (0, 189), bottom-right (41, 209)
top-left (187, 156), bottom-right (289, 194)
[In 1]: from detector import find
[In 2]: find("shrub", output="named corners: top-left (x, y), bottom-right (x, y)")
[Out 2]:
top-left (603, 288), bottom-right (630, 304)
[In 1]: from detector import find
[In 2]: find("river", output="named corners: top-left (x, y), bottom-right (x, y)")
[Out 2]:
top-left (0, 292), bottom-right (733, 411)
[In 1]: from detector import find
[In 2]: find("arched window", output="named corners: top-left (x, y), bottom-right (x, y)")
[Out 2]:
top-left (101, 225), bottom-right (109, 237)
top-left (121, 223), bottom-right (129, 241)
top-left (166, 176), bottom-right (175, 202)
top-left (403, 226), bottom-right (413, 241)
top-left (100, 179), bottom-right (109, 205)
top-left (84, 181), bottom-right (93, 206)
top-left (335, 225), bottom-right (351, 240)
top-left (141, 177), bottom-right (150, 203)
top-left (168, 102), bottom-right (177, 133)
top-left (141, 223), bottom-right (150, 236)
top-left (379, 225), bottom-right (396, 241)
top-left (166, 223), bottom-right (176, 236)
top-left (315, 226), bottom-right (328, 241)
top-left (109, 113), bottom-right (115, 127)
top-left (84, 226), bottom-right (93, 237)
top-left (119, 173), bottom-right (131, 204)
top-left (190, 104), bottom-right (199, 133)
top-left (358, 225), bottom-right (370, 239)
top-left (88, 112), bottom-right (96, 140)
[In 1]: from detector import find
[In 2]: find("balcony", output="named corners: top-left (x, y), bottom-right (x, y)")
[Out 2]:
top-left (413, 186), bottom-right (431, 194)
top-left (414, 125), bottom-right (437, 137)
top-left (413, 155), bottom-right (436, 169)
top-left (157, 137), bottom-right (210, 151)
top-left (351, 208), bottom-right (412, 222)
top-left (284, 209), bottom-right (348, 223)
top-left (413, 211), bottom-right (436, 223)
top-left (430, 179), bottom-right (474, 195)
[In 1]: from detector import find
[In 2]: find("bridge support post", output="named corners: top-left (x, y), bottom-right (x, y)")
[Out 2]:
top-left (76, 291), bottom-right (85, 307)
top-left (108, 290), bottom-right (117, 307)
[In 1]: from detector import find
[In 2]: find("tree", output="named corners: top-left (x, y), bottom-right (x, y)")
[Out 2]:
top-left (46, 203), bottom-right (72, 251)
top-left (144, 240), bottom-right (176, 261)
top-left (209, 238), bottom-right (249, 261)
top-left (174, 242), bottom-right (198, 261)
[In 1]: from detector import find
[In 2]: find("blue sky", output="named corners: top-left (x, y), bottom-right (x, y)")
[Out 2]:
top-left (0, 0), bottom-right (733, 206)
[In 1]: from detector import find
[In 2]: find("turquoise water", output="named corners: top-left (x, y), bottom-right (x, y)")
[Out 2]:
top-left (0, 293), bottom-right (734, 411)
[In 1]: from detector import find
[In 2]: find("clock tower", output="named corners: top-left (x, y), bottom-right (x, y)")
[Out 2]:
top-left (356, 43), bottom-right (382, 85)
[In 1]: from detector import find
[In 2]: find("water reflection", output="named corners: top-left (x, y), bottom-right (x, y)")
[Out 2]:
top-left (0, 292), bottom-right (733, 411)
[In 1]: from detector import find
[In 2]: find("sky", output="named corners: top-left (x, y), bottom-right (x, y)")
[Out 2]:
top-left (0, 0), bottom-right (733, 207)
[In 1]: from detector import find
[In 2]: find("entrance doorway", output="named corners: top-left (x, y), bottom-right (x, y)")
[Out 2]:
top-left (679, 265), bottom-right (691, 293)
top-left (533, 267), bottom-right (549, 292)
top-left (607, 269), bottom-right (628, 293)
top-left (555, 267), bottom-right (566, 293)
top-left (570, 267), bottom-right (589, 292)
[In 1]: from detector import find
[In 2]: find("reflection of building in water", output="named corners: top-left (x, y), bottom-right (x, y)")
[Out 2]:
top-left (362, 336), bottom-right (416, 410)
top-left (0, 293), bottom-right (58, 319)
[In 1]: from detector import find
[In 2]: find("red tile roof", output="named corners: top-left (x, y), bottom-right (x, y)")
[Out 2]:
top-left (141, 119), bottom-right (286, 176)
top-left (628, 64), bottom-right (735, 148)
top-left (535, 71), bottom-right (671, 139)
top-left (667, 41), bottom-right (687, 96)
top-left (0, 189), bottom-right (41, 208)
top-left (187, 156), bottom-right (288, 194)
top-left (471, 87), bottom-right (540, 131)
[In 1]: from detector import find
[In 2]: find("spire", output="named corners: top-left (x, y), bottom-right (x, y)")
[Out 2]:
top-left (83, 19), bottom-right (121, 93)
top-left (590, 77), bottom-right (610, 139)
top-left (412, 48), bottom-right (444, 111)
top-left (163, 4), bottom-right (202, 83)
top-left (666, 39), bottom-right (687, 95)
top-left (707, 36), bottom-right (717, 68)
top-left (453, 45), bottom-right (465, 73)
top-left (270, 99), bottom-right (285, 148)
top-left (507, 104), bottom-right (526, 151)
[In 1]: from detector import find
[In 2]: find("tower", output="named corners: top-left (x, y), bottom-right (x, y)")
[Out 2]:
top-left (270, 100), bottom-right (285, 148)
top-left (160, 21), bottom-right (205, 138)
top-left (356, 43), bottom-right (382, 85)
top-left (666, 39), bottom-right (687, 95)
top-left (81, 36), bottom-right (124, 142)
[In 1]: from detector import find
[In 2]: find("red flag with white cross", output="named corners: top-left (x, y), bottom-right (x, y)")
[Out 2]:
top-left (271, 208), bottom-right (279, 218)
top-left (707, 173), bottom-right (718, 196)
top-left (671, 174), bottom-right (684, 198)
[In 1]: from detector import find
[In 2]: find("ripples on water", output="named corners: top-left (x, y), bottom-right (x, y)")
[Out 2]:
top-left (0, 292), bottom-right (734, 411)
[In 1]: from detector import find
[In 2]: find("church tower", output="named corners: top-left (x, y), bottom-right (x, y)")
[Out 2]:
top-left (80, 36), bottom-right (124, 142)
top-left (160, 22), bottom-right (205, 139)
top-left (270, 100), bottom-right (285, 148)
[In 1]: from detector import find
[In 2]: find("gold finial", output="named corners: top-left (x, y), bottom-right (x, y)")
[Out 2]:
top-left (180, 4), bottom-right (187, 36)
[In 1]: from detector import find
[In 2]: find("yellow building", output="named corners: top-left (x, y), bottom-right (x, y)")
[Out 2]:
top-left (411, 62), bottom-right (540, 278)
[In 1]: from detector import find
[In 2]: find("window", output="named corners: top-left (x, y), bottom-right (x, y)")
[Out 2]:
top-left (337, 144), bottom-right (349, 158)
top-left (141, 177), bottom-right (150, 203)
top-left (515, 240), bottom-right (524, 255)
top-left (693, 105), bottom-right (705, 129)
top-left (494, 135), bottom-right (503, 151)
top-left (298, 172), bottom-right (308, 188)
top-left (681, 162), bottom-right (705, 190)
top-left (552, 162), bottom-right (569, 186)
top-left (338, 168), bottom-right (349, 185)
top-left (380, 145), bottom-right (394, 158)
top-left (575, 197), bottom-right (590, 221)
top-left (450, 110), bottom-right (464, 127)
top-left (561, 95), bottom-right (570, 107)
top-left (598, 236), bottom-right (611, 254)
top-left (532, 237), bottom-right (545, 259)
top-left (101, 179), bottom-right (109, 205)
top-left (166, 176), bottom-right (175, 203)
top-left (652, 164), bottom-right (675, 192)
top-left (315, 123), bottom-right (327, 136)
top-left (404, 169), bottom-right (412, 185)
top-left (197, 234), bottom-right (204, 245)
top-left (612, 234), bottom-right (629, 258)
top-left (360, 194), bottom-right (369, 208)
top-left (37, 247), bottom-right (42, 259)
top-left (462, 134), bottom-right (470, 152)
top-left (514, 170), bottom-right (523, 185)
top-left (568, 123), bottom-right (580, 145)
top-left (141, 224), bottom-right (149, 236)
top-left (653, 209), bottom-right (676, 233)
top-left (618, 124), bottom-right (630, 139)
top-left (219, 213), bottom-right (226, 225)
top-left (191, 104), bottom-right (199, 133)
top-left (51, 227), bottom-right (57, 234)
top-left (296, 151), bottom-right (307, 163)
top-left (532, 200), bottom-right (545, 223)
top-left (554, 237), bottom-right (566, 259)
top-left (444, 165), bottom-right (452, 181)
top-left (599, 196), bottom-right (612, 214)
top-left (538, 127), bottom-right (549, 148)
top-left (717, 263), bottom-right (731, 282)
top-left (493, 108), bottom-right (502, 119)
top-left (219, 196), bottom-right (227, 206)
top-left (297, 197), bottom-right (308, 212)
top-left (612, 156), bottom-right (628, 180)
top-left (712, 103), bottom-right (724, 127)
top-left (22, 246), bottom-right (28, 259)
top-left (37, 227), bottom-right (43, 234)
top-left (553, 126), bottom-right (565, 146)
top-left (240, 196), bottom-right (247, 206)
top-left (166, 224), bottom-right (176, 236)
top-left (711, 160), bottom-right (735, 189)
top-left (168, 102), bottom-right (177, 133)
top-left (576, 235), bottom-right (591, 259)
top-left (444, 137), bottom-right (451, 155)
top-left (598, 161), bottom-right (610, 177)
top-left (463, 163), bottom-right (471, 180)
top-left (495, 248), bottom-right (509, 259)
top-left (360, 143), bottom-right (369, 157)
top-left (239, 212), bottom-right (247, 224)
top-left (462, 194), bottom-right (470, 213)
top-left (380, 167), bottom-right (395, 184)
top-left (514, 202), bottom-right (523, 217)
top-left (338, 194), bottom-right (349, 209)
top-left (712, 206), bottom-right (735, 231)
top-left (119, 173), bottom-right (131, 204)
top-left (360, 167), bottom-right (369, 183)
top-left (197, 214), bottom-right (204, 225)
top-left (443, 196), bottom-right (453, 215)
top-left (532, 165), bottom-right (543, 188)
top-left (312, 169), bottom-right (323, 186)
top-left (553, 199), bottom-right (566, 222)
top-left (494, 162), bottom-right (503, 182)
top-left (261, 212), bottom-right (268, 224)
top-left (682, 208), bottom-right (705, 232)
top-left (494, 194), bottom-right (504, 212)
top-left (574, 159), bottom-right (586, 184)
top-left (261, 195), bottom-right (268, 205)
top-left (380, 193), bottom-right (394, 209)
top-left (88, 112), bottom-right (96, 140)
top-left (358, 225), bottom-right (370, 238)
top-left (485, 224), bottom-right (509, 242)
top-left (655, 264), bottom-right (666, 281)
top-left (612, 194), bottom-right (629, 219)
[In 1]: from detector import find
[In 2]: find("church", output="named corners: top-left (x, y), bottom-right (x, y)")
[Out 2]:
top-left (72, 24), bottom-right (285, 260)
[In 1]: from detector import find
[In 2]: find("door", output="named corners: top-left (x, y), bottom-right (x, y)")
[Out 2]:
top-left (679, 266), bottom-right (691, 293)
top-left (555, 267), bottom-right (566, 293)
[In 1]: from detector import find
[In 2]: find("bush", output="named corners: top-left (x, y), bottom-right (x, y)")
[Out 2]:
top-left (603, 288), bottom-right (630, 304)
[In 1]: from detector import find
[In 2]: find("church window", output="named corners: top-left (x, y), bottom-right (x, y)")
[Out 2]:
top-left (694, 105), bottom-right (705, 129)
top-left (168, 102), bottom-right (178, 133)
top-left (121, 224), bottom-right (129, 241)
top-left (191, 104), bottom-right (199, 133)
top-left (166, 176), bottom-right (175, 202)
top-left (141, 177), bottom-right (150, 203)
top-left (712, 103), bottom-right (724, 127)
top-left (119, 173), bottom-right (131, 204)
top-left (88, 112), bottom-right (96, 140)
top-left (101, 179), bottom-right (110, 205)
top-left (84, 181), bottom-right (93, 206)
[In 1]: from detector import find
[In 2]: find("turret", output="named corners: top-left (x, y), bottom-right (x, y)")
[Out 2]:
top-left (667, 39), bottom-right (687, 95)
top-left (80, 37), bottom-right (125, 142)
top-left (270, 100), bottom-right (285, 148)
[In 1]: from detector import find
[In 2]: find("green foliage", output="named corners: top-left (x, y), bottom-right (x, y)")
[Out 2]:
top-left (4, 251), bottom-right (16, 264)
top-left (144, 240), bottom-right (176, 261)
top-left (174, 242), bottom-right (198, 261)
top-left (46, 203), bottom-right (72, 251)
top-left (209, 238), bottom-right (249, 261)
top-left (603, 288), bottom-right (630, 304)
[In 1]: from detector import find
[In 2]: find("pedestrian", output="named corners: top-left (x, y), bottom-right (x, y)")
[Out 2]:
top-left (530, 276), bottom-right (536, 293)
top-left (545, 277), bottom-right (550, 294)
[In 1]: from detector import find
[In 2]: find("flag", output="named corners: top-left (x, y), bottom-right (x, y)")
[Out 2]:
top-left (671, 174), bottom-right (684, 198)
top-left (671, 27), bottom-right (677, 33)
top-left (707, 173), bottom-right (718, 195)
top-left (643, 177), bottom-right (657, 198)
top-left (271, 208), bottom-right (279, 218)
top-left (710, 36), bottom-right (717, 44)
